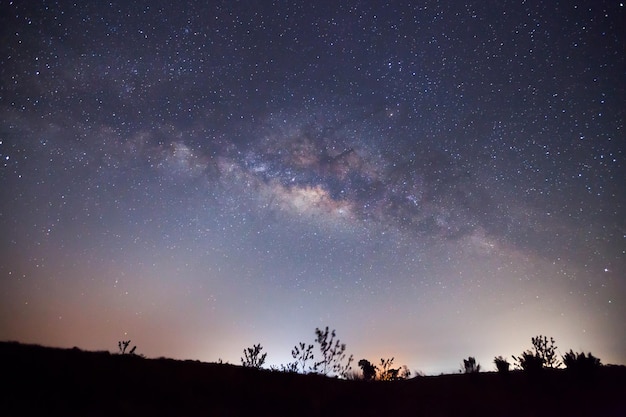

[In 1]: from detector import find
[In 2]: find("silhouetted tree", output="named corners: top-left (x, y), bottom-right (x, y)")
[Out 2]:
top-left (494, 356), bottom-right (510, 374)
top-left (118, 340), bottom-right (136, 355)
top-left (358, 359), bottom-right (377, 381)
top-left (312, 326), bottom-right (353, 378)
top-left (241, 343), bottom-right (267, 369)
top-left (291, 342), bottom-right (315, 374)
top-left (461, 356), bottom-right (480, 373)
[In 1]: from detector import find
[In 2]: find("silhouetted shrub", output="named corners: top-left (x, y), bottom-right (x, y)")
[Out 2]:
top-left (461, 356), bottom-right (480, 373)
top-left (378, 358), bottom-right (411, 380)
top-left (377, 357), bottom-right (399, 381)
top-left (358, 359), bottom-right (377, 381)
top-left (291, 342), bottom-right (315, 373)
top-left (562, 350), bottom-right (601, 376)
top-left (513, 350), bottom-right (545, 373)
top-left (513, 335), bottom-right (561, 372)
top-left (312, 326), bottom-right (353, 378)
top-left (118, 340), bottom-right (137, 355)
top-left (241, 343), bottom-right (267, 369)
top-left (494, 356), bottom-right (510, 374)
top-left (279, 361), bottom-right (299, 373)
top-left (399, 365), bottom-right (412, 379)
top-left (357, 357), bottom-right (411, 381)
top-left (530, 335), bottom-right (561, 368)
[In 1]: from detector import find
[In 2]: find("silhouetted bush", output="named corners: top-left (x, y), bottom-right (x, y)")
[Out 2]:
top-left (118, 340), bottom-right (137, 355)
top-left (375, 357), bottom-right (411, 380)
top-left (562, 350), bottom-right (601, 376)
top-left (461, 356), bottom-right (480, 373)
top-left (494, 356), bottom-right (510, 374)
top-left (241, 343), bottom-right (267, 369)
top-left (377, 357), bottom-right (399, 381)
top-left (356, 357), bottom-right (411, 381)
top-left (278, 361), bottom-right (298, 373)
top-left (399, 365), bottom-right (411, 379)
top-left (513, 350), bottom-right (545, 373)
top-left (358, 359), bottom-right (377, 381)
top-left (290, 342), bottom-right (315, 373)
top-left (312, 326), bottom-right (353, 378)
top-left (513, 335), bottom-right (561, 372)
top-left (530, 335), bottom-right (561, 368)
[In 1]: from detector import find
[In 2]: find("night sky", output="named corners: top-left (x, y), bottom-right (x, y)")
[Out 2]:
top-left (1, 0), bottom-right (624, 375)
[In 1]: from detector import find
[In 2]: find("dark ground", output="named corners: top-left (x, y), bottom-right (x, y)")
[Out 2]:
top-left (2, 341), bottom-right (625, 416)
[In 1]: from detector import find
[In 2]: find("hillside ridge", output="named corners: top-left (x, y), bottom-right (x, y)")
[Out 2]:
top-left (2, 341), bottom-right (625, 416)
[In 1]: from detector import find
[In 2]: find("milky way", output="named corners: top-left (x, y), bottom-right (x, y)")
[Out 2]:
top-left (1, 1), bottom-right (624, 373)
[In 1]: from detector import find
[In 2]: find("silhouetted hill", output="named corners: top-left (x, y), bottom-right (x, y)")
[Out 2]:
top-left (2, 341), bottom-right (625, 416)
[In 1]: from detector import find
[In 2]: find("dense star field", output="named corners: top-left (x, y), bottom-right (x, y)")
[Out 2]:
top-left (1, 1), bottom-right (624, 374)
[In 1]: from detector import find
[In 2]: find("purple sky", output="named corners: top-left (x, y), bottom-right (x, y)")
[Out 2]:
top-left (1, 0), bottom-right (624, 375)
